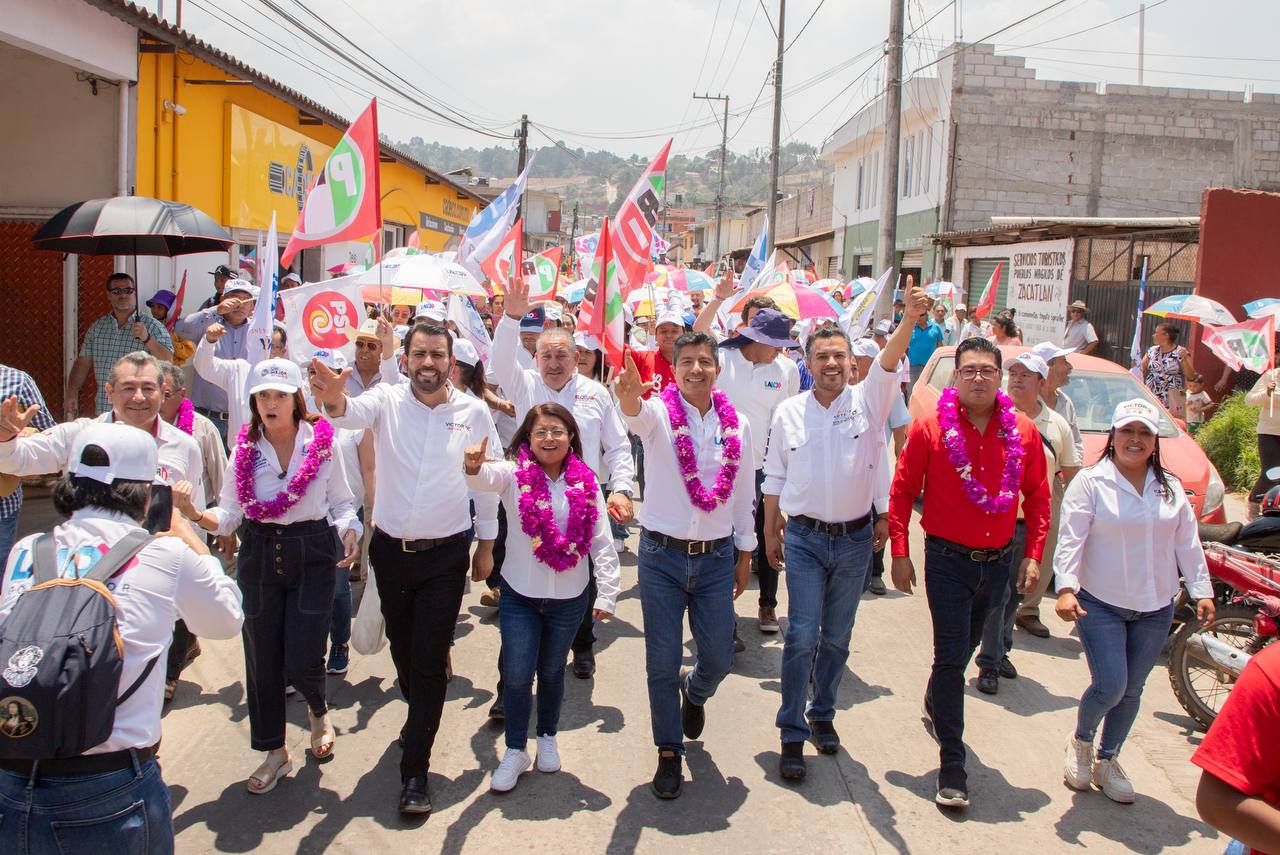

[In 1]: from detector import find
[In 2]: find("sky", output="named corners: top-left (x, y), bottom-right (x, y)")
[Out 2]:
top-left (144, 0), bottom-right (1280, 167)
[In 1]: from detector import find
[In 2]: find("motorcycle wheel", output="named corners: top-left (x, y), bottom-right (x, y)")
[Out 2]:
top-left (1168, 604), bottom-right (1267, 730)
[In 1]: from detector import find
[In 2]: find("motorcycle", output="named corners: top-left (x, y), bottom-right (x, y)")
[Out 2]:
top-left (1167, 467), bottom-right (1280, 730)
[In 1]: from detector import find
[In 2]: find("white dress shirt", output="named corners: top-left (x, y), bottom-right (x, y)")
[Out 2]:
top-left (329, 384), bottom-right (500, 540)
top-left (716, 347), bottom-right (800, 469)
top-left (334, 427), bottom-right (368, 508)
top-left (1053, 457), bottom-right (1212, 612)
top-left (188, 412), bottom-right (227, 506)
top-left (623, 393), bottom-right (757, 550)
top-left (959, 320), bottom-right (986, 341)
top-left (192, 337), bottom-right (252, 443)
top-left (0, 413), bottom-right (205, 509)
top-left (492, 316), bottom-right (634, 493)
top-left (1064, 319), bottom-right (1099, 351)
top-left (467, 460), bottom-right (621, 612)
top-left (762, 358), bottom-right (899, 522)
top-left (207, 420), bottom-right (360, 538)
top-left (1, 508), bottom-right (243, 753)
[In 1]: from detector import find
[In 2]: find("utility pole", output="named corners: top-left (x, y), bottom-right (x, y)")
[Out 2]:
top-left (767, 0), bottom-right (785, 253)
top-left (567, 202), bottom-right (579, 275)
top-left (874, 0), bottom-right (905, 319)
top-left (694, 92), bottom-right (730, 262)
top-left (1137, 3), bottom-right (1146, 85)
top-left (515, 113), bottom-right (529, 248)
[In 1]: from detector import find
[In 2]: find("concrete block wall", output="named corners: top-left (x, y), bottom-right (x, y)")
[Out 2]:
top-left (944, 43), bottom-right (1280, 230)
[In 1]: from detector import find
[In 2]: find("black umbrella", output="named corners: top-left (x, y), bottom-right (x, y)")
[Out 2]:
top-left (32, 196), bottom-right (234, 256)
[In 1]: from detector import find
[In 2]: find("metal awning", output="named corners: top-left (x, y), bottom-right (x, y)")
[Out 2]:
top-left (775, 228), bottom-right (835, 249)
top-left (930, 216), bottom-right (1199, 247)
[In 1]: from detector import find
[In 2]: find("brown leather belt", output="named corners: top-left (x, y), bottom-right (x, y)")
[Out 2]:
top-left (926, 534), bottom-right (1013, 563)
top-left (641, 529), bottom-right (732, 556)
top-left (0, 745), bottom-right (157, 778)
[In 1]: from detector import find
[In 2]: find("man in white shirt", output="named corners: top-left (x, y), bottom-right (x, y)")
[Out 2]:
top-left (762, 287), bottom-right (925, 781)
top-left (955, 304), bottom-right (985, 342)
top-left (0, 351), bottom-right (205, 513)
top-left (934, 302), bottom-right (958, 346)
top-left (0, 422), bottom-right (242, 846)
top-left (1063, 301), bottom-right (1099, 355)
top-left (347, 319), bottom-right (389, 396)
top-left (308, 322), bottom-right (499, 815)
top-left (716, 308), bottom-right (800, 635)
top-left (975, 351), bottom-right (1081, 695)
top-left (496, 278), bottom-right (635, 679)
top-left (614, 331), bottom-right (757, 800)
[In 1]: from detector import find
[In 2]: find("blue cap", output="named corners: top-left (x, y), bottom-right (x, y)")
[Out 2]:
top-left (519, 306), bottom-right (545, 333)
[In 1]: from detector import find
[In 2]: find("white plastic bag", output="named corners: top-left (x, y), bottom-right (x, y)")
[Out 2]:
top-left (351, 565), bottom-right (386, 655)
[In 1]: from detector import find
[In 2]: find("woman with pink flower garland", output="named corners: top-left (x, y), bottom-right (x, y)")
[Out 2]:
top-left (173, 358), bottom-right (361, 796)
top-left (464, 402), bottom-right (620, 794)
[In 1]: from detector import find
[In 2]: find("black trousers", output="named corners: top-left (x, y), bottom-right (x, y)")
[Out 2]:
top-left (370, 528), bottom-right (470, 781)
top-left (1252, 433), bottom-right (1280, 503)
top-left (165, 621), bottom-right (198, 682)
top-left (238, 519), bottom-right (339, 752)
top-left (486, 503), bottom-right (507, 591)
top-left (752, 467), bottom-right (778, 608)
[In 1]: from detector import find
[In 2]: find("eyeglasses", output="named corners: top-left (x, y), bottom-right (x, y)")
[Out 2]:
top-left (956, 366), bottom-right (1001, 381)
top-left (107, 287), bottom-right (136, 296)
top-left (355, 341), bottom-right (380, 350)
top-left (531, 428), bottom-right (569, 440)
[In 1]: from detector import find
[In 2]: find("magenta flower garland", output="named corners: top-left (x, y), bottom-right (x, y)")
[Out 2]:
top-left (174, 398), bottom-right (195, 435)
top-left (514, 445), bottom-right (599, 572)
top-left (936, 387), bottom-right (1024, 514)
top-left (660, 383), bottom-right (741, 512)
top-left (234, 419), bottom-right (334, 521)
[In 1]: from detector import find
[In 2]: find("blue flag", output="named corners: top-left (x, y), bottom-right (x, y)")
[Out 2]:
top-left (739, 216), bottom-right (769, 292)
top-left (457, 154), bottom-right (536, 281)
top-left (1129, 258), bottom-right (1148, 367)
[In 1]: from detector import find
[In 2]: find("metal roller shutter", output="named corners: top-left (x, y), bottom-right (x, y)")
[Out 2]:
top-left (901, 249), bottom-right (923, 267)
top-left (965, 257), bottom-right (1009, 312)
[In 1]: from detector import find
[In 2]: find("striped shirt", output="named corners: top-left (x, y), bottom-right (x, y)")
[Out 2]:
top-left (0, 365), bottom-right (55, 517)
top-left (80, 313), bottom-right (173, 415)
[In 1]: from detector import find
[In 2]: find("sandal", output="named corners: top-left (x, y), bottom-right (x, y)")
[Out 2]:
top-left (247, 753), bottom-right (292, 794)
top-left (446, 651), bottom-right (454, 683)
top-left (309, 710), bottom-right (336, 759)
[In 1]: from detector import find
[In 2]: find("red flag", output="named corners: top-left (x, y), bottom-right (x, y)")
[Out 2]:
top-left (972, 262), bottom-right (1003, 320)
top-left (481, 218), bottom-right (522, 290)
top-left (610, 139), bottom-right (670, 296)
top-left (281, 99), bottom-right (382, 267)
top-left (1201, 315), bottom-right (1275, 373)
top-left (586, 220), bottom-right (626, 372)
top-left (166, 270), bottom-right (186, 333)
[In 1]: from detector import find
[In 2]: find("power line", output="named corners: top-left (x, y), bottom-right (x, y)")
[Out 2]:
top-left (1020, 54), bottom-right (1280, 84)
top-left (906, 0), bottom-right (1076, 77)
top-left (1006, 0), bottom-right (1172, 52)
top-left (784, 0), bottom-right (826, 53)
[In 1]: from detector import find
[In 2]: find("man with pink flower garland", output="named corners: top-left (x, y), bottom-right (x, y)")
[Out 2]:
top-left (888, 336), bottom-right (1051, 809)
top-left (615, 330), bottom-right (757, 800)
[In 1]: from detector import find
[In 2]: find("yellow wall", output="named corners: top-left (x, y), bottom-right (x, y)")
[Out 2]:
top-left (136, 51), bottom-right (477, 250)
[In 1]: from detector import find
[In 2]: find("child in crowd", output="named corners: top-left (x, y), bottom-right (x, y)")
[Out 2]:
top-left (1185, 375), bottom-right (1216, 434)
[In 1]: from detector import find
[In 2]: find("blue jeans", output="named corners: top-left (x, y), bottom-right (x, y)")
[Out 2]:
top-left (499, 580), bottom-right (589, 749)
top-left (0, 755), bottom-right (173, 854)
top-left (1074, 589), bottom-right (1175, 759)
top-left (923, 538), bottom-right (1011, 775)
top-left (637, 531), bottom-right (737, 752)
top-left (976, 521), bottom-right (1028, 671)
top-left (777, 518), bottom-right (873, 743)
top-left (0, 511), bottom-right (18, 571)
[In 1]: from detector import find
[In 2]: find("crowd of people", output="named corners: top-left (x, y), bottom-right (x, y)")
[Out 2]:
top-left (0, 261), bottom-right (1275, 855)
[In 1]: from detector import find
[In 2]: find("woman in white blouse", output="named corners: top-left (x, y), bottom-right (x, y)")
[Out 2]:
top-left (465, 402), bottom-right (621, 794)
top-left (1053, 398), bottom-right (1214, 804)
top-left (175, 359), bottom-right (361, 796)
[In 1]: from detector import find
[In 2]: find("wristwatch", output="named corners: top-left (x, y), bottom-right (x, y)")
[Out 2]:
top-left (614, 489), bottom-right (633, 499)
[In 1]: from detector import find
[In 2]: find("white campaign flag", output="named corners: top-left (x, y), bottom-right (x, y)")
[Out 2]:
top-left (279, 274), bottom-right (364, 365)
top-left (448, 292), bottom-right (492, 365)
top-left (245, 212), bottom-right (278, 366)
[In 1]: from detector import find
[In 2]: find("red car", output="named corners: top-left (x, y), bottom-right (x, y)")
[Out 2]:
top-left (907, 346), bottom-right (1227, 523)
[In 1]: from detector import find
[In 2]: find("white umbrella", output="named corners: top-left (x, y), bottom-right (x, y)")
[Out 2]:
top-left (392, 253), bottom-right (488, 297)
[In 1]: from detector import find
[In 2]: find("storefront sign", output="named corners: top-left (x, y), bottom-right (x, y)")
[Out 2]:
top-left (1006, 239), bottom-right (1073, 346)
top-left (226, 105), bottom-right (332, 231)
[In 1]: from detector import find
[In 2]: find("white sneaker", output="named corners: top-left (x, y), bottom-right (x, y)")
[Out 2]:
top-left (490, 748), bottom-right (532, 793)
top-left (1092, 757), bottom-right (1136, 804)
top-left (536, 735), bottom-right (561, 773)
top-left (1063, 735), bottom-right (1094, 791)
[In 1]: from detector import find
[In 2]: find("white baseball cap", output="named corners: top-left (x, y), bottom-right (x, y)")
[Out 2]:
top-left (954, 304), bottom-right (968, 312)
top-left (452, 338), bottom-right (480, 367)
top-left (414, 300), bottom-right (446, 322)
top-left (851, 338), bottom-right (881, 359)
top-left (574, 331), bottom-right (602, 352)
top-left (1011, 351), bottom-right (1050, 379)
top-left (1031, 341), bottom-right (1075, 364)
top-left (873, 319), bottom-right (893, 336)
top-left (312, 348), bottom-right (348, 372)
top-left (68, 422), bottom-right (158, 484)
top-left (282, 272), bottom-right (302, 285)
top-left (543, 302), bottom-right (564, 323)
top-left (1111, 398), bottom-right (1161, 433)
top-left (223, 279), bottom-right (260, 300)
top-left (655, 310), bottom-right (685, 330)
top-left (248, 358), bottom-right (303, 396)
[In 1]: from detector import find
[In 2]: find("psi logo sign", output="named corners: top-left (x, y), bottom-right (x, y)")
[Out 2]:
top-left (302, 291), bottom-right (359, 349)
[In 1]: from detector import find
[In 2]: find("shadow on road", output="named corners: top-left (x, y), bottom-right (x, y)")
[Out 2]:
top-left (440, 770), bottom-right (613, 851)
top-left (1054, 789), bottom-right (1219, 853)
top-left (884, 748), bottom-right (1052, 824)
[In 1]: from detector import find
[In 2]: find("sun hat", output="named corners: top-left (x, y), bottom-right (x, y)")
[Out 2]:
top-left (722, 308), bottom-right (798, 350)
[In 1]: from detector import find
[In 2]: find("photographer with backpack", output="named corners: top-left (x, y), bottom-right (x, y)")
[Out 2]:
top-left (0, 422), bottom-right (243, 854)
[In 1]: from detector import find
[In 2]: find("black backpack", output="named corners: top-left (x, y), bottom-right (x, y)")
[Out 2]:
top-left (0, 529), bottom-right (158, 759)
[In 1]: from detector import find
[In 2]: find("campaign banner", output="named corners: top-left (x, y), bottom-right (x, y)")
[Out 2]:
top-left (1004, 239), bottom-right (1073, 345)
top-left (279, 275), bottom-right (365, 364)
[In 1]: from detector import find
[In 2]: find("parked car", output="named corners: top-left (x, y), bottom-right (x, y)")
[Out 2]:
top-left (907, 345), bottom-right (1227, 522)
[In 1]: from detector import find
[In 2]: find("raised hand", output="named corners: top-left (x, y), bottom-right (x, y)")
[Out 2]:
top-left (714, 265), bottom-right (736, 301)
top-left (901, 276), bottom-right (930, 321)
top-left (216, 296), bottom-right (245, 317)
top-left (504, 272), bottom-right (531, 320)
top-left (463, 435), bottom-right (490, 475)
top-left (204, 322), bottom-right (226, 344)
top-left (613, 352), bottom-right (655, 410)
top-left (0, 396), bottom-right (39, 442)
top-left (171, 480), bottom-right (199, 518)
top-left (376, 315), bottom-right (395, 358)
top-left (309, 358), bottom-right (350, 411)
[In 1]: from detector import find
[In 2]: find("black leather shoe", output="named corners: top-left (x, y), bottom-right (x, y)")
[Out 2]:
top-left (977, 669), bottom-right (999, 695)
top-left (651, 751), bottom-right (683, 799)
top-left (488, 694), bottom-right (505, 720)
top-left (679, 668), bottom-right (705, 740)
top-left (867, 575), bottom-right (887, 596)
top-left (399, 776), bottom-right (432, 814)
top-left (572, 650), bottom-right (595, 679)
top-left (733, 626), bottom-right (746, 654)
top-left (998, 655), bottom-right (1018, 680)
top-left (780, 741), bottom-right (807, 781)
top-left (808, 719), bottom-right (840, 755)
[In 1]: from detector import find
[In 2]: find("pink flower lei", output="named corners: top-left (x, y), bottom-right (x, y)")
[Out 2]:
top-left (660, 383), bottom-right (741, 512)
top-left (173, 398), bottom-right (195, 435)
top-left (937, 386), bottom-right (1024, 514)
top-left (234, 419), bottom-right (335, 521)
top-left (514, 445), bottom-right (599, 572)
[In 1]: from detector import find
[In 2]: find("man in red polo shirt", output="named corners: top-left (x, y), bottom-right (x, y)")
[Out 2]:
top-left (888, 336), bottom-right (1050, 809)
